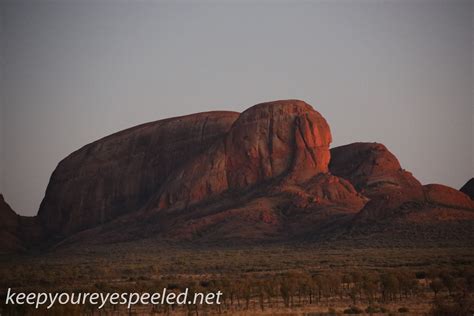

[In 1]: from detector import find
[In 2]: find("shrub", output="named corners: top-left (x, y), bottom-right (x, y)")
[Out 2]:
top-left (199, 280), bottom-right (210, 288)
top-left (343, 306), bottom-right (363, 314)
top-left (327, 307), bottom-right (337, 316)
top-left (398, 307), bottom-right (409, 313)
top-left (365, 305), bottom-right (389, 313)
top-left (366, 305), bottom-right (389, 313)
top-left (430, 279), bottom-right (445, 296)
top-left (167, 283), bottom-right (179, 290)
top-left (380, 306), bottom-right (389, 313)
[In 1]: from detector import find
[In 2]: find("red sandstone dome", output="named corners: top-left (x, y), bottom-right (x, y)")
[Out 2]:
top-left (1, 100), bottom-right (472, 251)
top-left (155, 100), bottom-right (332, 212)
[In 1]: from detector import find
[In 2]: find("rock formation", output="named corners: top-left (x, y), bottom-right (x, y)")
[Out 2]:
top-left (460, 178), bottom-right (474, 200)
top-left (1, 99), bottom-right (472, 251)
top-left (0, 195), bottom-right (43, 253)
top-left (155, 100), bottom-right (332, 212)
top-left (330, 143), bottom-right (423, 220)
top-left (37, 111), bottom-right (239, 236)
top-left (0, 194), bottom-right (23, 253)
top-left (0, 194), bottom-right (19, 229)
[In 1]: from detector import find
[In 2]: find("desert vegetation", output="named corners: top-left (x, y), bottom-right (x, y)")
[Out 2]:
top-left (0, 243), bottom-right (473, 315)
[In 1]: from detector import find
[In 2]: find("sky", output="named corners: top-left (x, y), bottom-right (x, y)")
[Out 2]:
top-left (0, 0), bottom-right (472, 216)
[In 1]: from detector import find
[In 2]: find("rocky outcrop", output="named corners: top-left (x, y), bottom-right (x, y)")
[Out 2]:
top-left (226, 100), bottom-right (331, 186)
top-left (8, 99), bottom-right (471, 249)
top-left (460, 178), bottom-right (474, 200)
top-left (37, 100), bottom-right (333, 237)
top-left (329, 143), bottom-right (423, 198)
top-left (0, 195), bottom-right (21, 252)
top-left (330, 143), bottom-right (425, 219)
top-left (155, 100), bottom-right (332, 211)
top-left (0, 195), bottom-right (25, 253)
top-left (38, 111), bottom-right (239, 236)
top-left (0, 194), bottom-right (45, 253)
top-left (329, 143), bottom-right (402, 188)
top-left (0, 194), bottom-right (19, 229)
top-left (330, 143), bottom-right (474, 225)
top-left (424, 184), bottom-right (474, 209)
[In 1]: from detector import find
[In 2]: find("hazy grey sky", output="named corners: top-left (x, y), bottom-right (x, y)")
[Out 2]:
top-left (1, 0), bottom-right (472, 216)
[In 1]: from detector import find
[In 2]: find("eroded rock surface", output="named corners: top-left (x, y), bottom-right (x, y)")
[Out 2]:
top-left (38, 111), bottom-right (239, 236)
top-left (156, 100), bottom-right (332, 211)
top-left (5, 99), bottom-right (472, 249)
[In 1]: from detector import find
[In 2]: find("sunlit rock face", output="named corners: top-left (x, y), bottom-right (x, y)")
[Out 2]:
top-left (225, 100), bottom-right (332, 187)
top-left (156, 100), bottom-right (333, 211)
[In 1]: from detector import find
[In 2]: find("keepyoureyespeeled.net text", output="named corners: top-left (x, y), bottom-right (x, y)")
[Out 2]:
top-left (4, 288), bottom-right (223, 309)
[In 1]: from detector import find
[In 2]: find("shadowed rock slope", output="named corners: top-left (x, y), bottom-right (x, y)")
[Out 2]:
top-left (37, 111), bottom-right (239, 236)
top-left (0, 195), bottom-right (43, 253)
top-left (461, 178), bottom-right (474, 200)
top-left (2, 100), bottom-right (473, 252)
